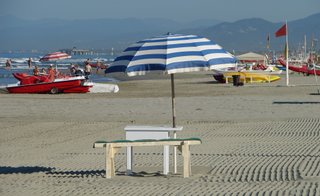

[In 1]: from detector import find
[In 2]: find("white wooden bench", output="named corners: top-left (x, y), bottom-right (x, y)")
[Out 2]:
top-left (93, 138), bottom-right (201, 178)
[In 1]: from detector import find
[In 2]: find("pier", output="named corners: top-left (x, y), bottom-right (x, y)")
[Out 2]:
top-left (60, 48), bottom-right (93, 56)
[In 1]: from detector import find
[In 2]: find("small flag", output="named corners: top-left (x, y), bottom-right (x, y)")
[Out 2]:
top-left (275, 24), bottom-right (286, 37)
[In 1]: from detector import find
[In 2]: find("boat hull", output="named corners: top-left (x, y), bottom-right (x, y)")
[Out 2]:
top-left (62, 85), bottom-right (92, 93)
top-left (278, 59), bottom-right (320, 76)
top-left (223, 72), bottom-right (281, 83)
top-left (6, 72), bottom-right (93, 94)
top-left (213, 71), bottom-right (281, 83)
top-left (7, 79), bottom-right (84, 94)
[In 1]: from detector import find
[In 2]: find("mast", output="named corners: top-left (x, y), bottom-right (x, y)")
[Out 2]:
top-left (304, 35), bottom-right (307, 61)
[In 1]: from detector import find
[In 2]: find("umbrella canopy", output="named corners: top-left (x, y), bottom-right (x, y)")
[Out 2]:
top-left (106, 34), bottom-right (236, 76)
top-left (40, 52), bottom-right (71, 62)
top-left (106, 33), bottom-right (236, 127)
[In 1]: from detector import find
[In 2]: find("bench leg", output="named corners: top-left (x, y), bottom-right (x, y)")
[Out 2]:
top-left (105, 144), bottom-right (114, 179)
top-left (181, 142), bottom-right (191, 178)
top-left (111, 147), bottom-right (119, 177)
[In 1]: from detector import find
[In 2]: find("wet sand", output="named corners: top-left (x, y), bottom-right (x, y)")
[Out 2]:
top-left (1, 72), bottom-right (320, 195)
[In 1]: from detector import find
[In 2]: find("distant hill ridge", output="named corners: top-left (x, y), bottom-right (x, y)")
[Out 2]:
top-left (0, 13), bottom-right (319, 52)
top-left (195, 13), bottom-right (320, 52)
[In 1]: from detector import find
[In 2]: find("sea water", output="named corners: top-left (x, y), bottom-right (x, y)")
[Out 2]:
top-left (0, 52), bottom-right (117, 86)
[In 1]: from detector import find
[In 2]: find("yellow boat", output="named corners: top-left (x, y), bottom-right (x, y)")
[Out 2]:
top-left (223, 71), bottom-right (281, 83)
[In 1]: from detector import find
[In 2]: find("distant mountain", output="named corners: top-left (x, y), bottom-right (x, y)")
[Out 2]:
top-left (0, 15), bottom-right (30, 29)
top-left (0, 13), bottom-right (319, 52)
top-left (0, 16), bottom-right (184, 51)
top-left (181, 13), bottom-right (320, 52)
top-left (182, 18), bottom-right (223, 29)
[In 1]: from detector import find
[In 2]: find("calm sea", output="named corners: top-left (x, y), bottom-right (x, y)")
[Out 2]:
top-left (0, 52), bottom-right (117, 86)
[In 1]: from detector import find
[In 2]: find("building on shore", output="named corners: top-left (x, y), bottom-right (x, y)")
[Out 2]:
top-left (60, 47), bottom-right (93, 56)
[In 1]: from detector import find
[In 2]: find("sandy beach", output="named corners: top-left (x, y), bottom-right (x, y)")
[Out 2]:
top-left (1, 72), bottom-right (320, 195)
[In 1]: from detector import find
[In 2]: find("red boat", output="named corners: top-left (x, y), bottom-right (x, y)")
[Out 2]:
top-left (6, 73), bottom-right (92, 94)
top-left (278, 59), bottom-right (320, 76)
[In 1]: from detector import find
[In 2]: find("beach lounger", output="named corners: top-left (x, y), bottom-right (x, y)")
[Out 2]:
top-left (93, 138), bottom-right (201, 179)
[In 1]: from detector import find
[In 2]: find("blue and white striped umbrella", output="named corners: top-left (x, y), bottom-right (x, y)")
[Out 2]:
top-left (106, 34), bottom-right (236, 76)
top-left (106, 33), bottom-right (236, 126)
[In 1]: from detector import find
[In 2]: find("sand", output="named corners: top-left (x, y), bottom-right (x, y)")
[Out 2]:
top-left (1, 72), bottom-right (320, 195)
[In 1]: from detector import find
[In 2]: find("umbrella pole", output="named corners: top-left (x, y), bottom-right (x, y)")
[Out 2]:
top-left (171, 74), bottom-right (177, 174)
top-left (171, 74), bottom-right (176, 128)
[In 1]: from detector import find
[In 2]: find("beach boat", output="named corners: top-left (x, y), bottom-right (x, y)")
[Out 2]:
top-left (278, 59), bottom-right (320, 76)
top-left (213, 71), bottom-right (281, 83)
top-left (212, 53), bottom-right (282, 84)
top-left (213, 66), bottom-right (282, 83)
top-left (6, 73), bottom-right (92, 94)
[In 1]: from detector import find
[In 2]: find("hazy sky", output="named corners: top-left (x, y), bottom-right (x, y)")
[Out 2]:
top-left (1, 0), bottom-right (319, 22)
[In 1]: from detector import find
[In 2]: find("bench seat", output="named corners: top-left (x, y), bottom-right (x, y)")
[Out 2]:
top-left (93, 138), bottom-right (201, 178)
